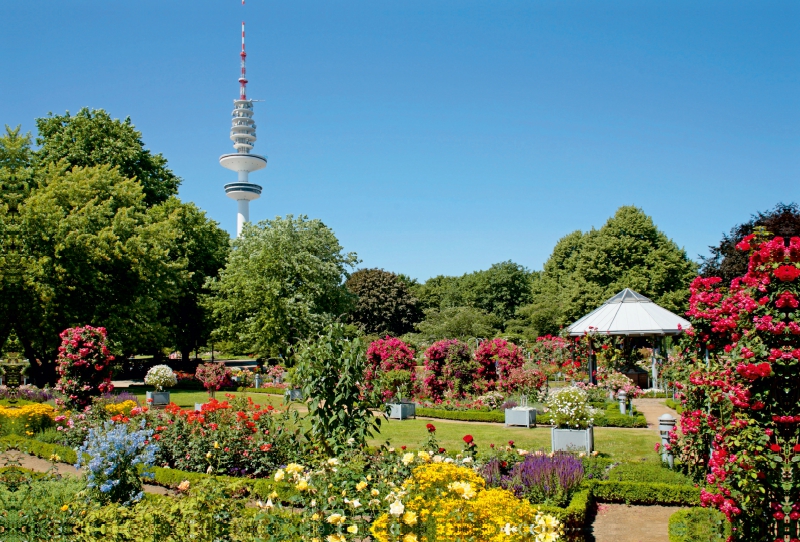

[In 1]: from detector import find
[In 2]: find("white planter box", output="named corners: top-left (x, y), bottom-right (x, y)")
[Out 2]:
top-left (285, 388), bottom-right (303, 401)
top-left (195, 403), bottom-right (205, 412)
top-left (146, 391), bottom-right (170, 406)
top-left (505, 408), bottom-right (537, 428)
top-left (388, 402), bottom-right (416, 420)
top-left (551, 427), bottom-right (594, 453)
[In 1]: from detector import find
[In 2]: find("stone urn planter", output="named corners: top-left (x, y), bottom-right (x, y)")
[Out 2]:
top-left (505, 407), bottom-right (537, 428)
top-left (146, 391), bottom-right (171, 406)
top-left (551, 426), bottom-right (594, 453)
top-left (285, 388), bottom-right (303, 401)
top-left (388, 401), bottom-right (416, 420)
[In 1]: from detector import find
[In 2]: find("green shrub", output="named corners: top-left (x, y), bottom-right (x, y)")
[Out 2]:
top-left (591, 480), bottom-right (700, 506)
top-left (241, 387), bottom-right (286, 395)
top-left (607, 462), bottom-right (694, 486)
top-left (1, 434), bottom-right (78, 464)
top-left (668, 507), bottom-right (731, 542)
top-left (533, 487), bottom-right (592, 528)
top-left (416, 407), bottom-right (506, 423)
top-left (665, 398), bottom-right (684, 414)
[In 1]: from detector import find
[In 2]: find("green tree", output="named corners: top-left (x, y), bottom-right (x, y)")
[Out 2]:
top-left (413, 306), bottom-right (500, 344)
top-left (345, 268), bottom-right (422, 336)
top-left (518, 206), bottom-right (698, 336)
top-left (149, 199), bottom-right (230, 364)
top-left (16, 164), bottom-right (185, 383)
top-left (35, 108), bottom-right (180, 206)
top-left (205, 215), bottom-right (358, 357)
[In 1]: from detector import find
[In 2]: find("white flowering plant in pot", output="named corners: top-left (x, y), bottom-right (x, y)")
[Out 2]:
top-left (144, 365), bottom-right (177, 392)
top-left (546, 387), bottom-right (594, 429)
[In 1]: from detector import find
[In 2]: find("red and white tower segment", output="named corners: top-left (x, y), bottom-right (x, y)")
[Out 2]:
top-left (221, 18), bottom-right (265, 237)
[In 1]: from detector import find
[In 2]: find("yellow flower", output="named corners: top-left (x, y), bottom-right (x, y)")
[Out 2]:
top-left (403, 535), bottom-right (418, 542)
top-left (402, 510), bottom-right (418, 525)
top-left (447, 481), bottom-right (476, 500)
top-left (371, 489), bottom-right (380, 497)
top-left (401, 452), bottom-right (415, 465)
top-left (205, 452), bottom-right (212, 459)
top-left (285, 463), bottom-right (304, 474)
top-left (213, 441), bottom-right (220, 449)
top-left (274, 469), bottom-right (285, 482)
top-left (417, 450), bottom-right (430, 462)
top-left (326, 513), bottom-right (346, 525)
top-left (296, 479), bottom-right (309, 491)
top-left (49, 454), bottom-right (61, 462)
top-left (356, 481), bottom-right (368, 491)
top-left (269, 491), bottom-right (278, 499)
top-left (61, 505), bottom-right (69, 512)
top-left (346, 525), bottom-right (358, 534)
top-left (326, 535), bottom-right (346, 542)
top-left (311, 512), bottom-right (321, 521)
top-left (389, 500), bottom-right (405, 517)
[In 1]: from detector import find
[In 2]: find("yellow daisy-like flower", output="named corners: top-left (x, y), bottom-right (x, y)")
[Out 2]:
top-left (447, 481), bottom-right (476, 500)
top-left (311, 513), bottom-right (321, 521)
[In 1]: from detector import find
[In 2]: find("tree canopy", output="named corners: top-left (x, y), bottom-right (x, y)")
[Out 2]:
top-left (517, 206), bottom-right (698, 336)
top-left (700, 202), bottom-right (800, 284)
top-left (205, 215), bottom-right (358, 358)
top-left (35, 108), bottom-right (181, 206)
top-left (345, 268), bottom-right (422, 336)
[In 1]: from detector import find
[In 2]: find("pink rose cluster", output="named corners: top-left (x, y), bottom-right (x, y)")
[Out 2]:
top-left (55, 325), bottom-right (114, 409)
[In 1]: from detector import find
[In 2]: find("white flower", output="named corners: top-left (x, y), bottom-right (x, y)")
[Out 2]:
top-left (461, 457), bottom-right (473, 464)
top-left (144, 365), bottom-right (177, 391)
top-left (348, 498), bottom-right (362, 509)
top-left (389, 500), bottom-right (405, 517)
top-left (401, 453), bottom-right (415, 465)
top-left (327, 458), bottom-right (340, 466)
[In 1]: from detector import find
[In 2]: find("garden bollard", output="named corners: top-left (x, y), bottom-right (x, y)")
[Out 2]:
top-left (618, 390), bottom-right (627, 415)
top-left (254, 374), bottom-right (262, 389)
top-left (659, 413), bottom-right (676, 468)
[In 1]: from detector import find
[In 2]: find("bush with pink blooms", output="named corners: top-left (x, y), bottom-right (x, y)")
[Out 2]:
top-left (474, 338), bottom-right (525, 391)
top-left (671, 234), bottom-right (800, 541)
top-left (422, 339), bottom-right (476, 401)
top-left (195, 362), bottom-right (233, 397)
top-left (55, 326), bottom-right (114, 409)
top-left (365, 337), bottom-right (416, 401)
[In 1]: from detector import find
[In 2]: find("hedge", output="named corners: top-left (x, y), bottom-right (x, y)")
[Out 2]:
top-left (534, 487), bottom-right (592, 528)
top-left (607, 461), bottom-right (694, 486)
top-left (1, 434), bottom-right (78, 464)
top-left (665, 398), bottom-right (684, 414)
top-left (590, 480), bottom-right (700, 506)
top-left (668, 507), bottom-right (730, 541)
top-left (241, 387), bottom-right (287, 395)
top-left (415, 407), bottom-right (506, 423)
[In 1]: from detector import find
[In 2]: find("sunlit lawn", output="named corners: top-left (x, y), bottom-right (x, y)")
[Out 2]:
top-left (125, 387), bottom-right (288, 410)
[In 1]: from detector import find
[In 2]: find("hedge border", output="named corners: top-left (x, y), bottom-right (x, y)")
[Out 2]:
top-left (241, 387), bottom-right (286, 395)
top-left (668, 507), bottom-right (730, 541)
top-left (590, 480), bottom-right (700, 506)
top-left (415, 407), bottom-right (506, 423)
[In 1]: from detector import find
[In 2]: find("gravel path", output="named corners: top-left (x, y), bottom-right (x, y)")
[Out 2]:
top-left (632, 398), bottom-right (679, 431)
top-left (590, 503), bottom-right (685, 542)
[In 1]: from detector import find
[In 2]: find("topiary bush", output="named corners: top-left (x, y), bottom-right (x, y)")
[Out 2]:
top-left (55, 326), bottom-right (114, 409)
top-left (668, 507), bottom-right (731, 542)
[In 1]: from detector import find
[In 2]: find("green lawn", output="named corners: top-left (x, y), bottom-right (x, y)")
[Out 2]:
top-left (370, 418), bottom-right (659, 462)
top-left (126, 387), bottom-right (287, 410)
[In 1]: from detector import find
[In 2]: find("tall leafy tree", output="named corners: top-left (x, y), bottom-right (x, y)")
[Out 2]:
top-left (518, 206), bottom-right (697, 336)
top-left (205, 215), bottom-right (358, 357)
top-left (345, 268), bottom-right (422, 336)
top-left (413, 306), bottom-right (501, 344)
top-left (149, 199), bottom-right (230, 364)
top-left (700, 202), bottom-right (800, 284)
top-left (35, 108), bottom-right (180, 206)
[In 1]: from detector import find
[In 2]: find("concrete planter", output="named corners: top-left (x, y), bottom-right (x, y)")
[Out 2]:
top-left (551, 426), bottom-right (594, 453)
top-left (146, 391), bottom-right (171, 406)
top-left (285, 388), bottom-right (303, 401)
top-left (195, 403), bottom-right (205, 412)
top-left (505, 408), bottom-right (537, 428)
top-left (388, 402), bottom-right (416, 420)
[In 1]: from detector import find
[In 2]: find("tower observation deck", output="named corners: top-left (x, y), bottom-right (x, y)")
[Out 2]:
top-left (221, 21), bottom-right (265, 237)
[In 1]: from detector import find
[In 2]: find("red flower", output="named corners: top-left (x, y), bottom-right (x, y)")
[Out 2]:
top-left (438, 447), bottom-right (445, 453)
top-left (426, 423), bottom-right (436, 433)
top-left (508, 440), bottom-right (515, 447)
top-left (463, 434), bottom-right (474, 445)
top-left (793, 444), bottom-right (800, 453)
top-left (770, 444), bottom-right (782, 453)
top-left (774, 265), bottom-right (800, 282)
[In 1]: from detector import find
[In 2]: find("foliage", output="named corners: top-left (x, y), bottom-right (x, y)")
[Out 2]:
top-left (35, 108), bottom-right (180, 206)
top-left (144, 365), bottom-right (177, 391)
top-left (486, 451), bottom-right (585, 508)
top-left (76, 419), bottom-right (157, 505)
top-left (606, 461), bottom-right (694, 486)
top-left (414, 408), bottom-right (507, 423)
top-left (345, 268), bottom-right (422, 335)
top-left (529, 335), bottom-right (588, 382)
top-left (474, 338), bottom-right (524, 390)
top-left (0, 402), bottom-right (56, 435)
top-left (422, 339), bottom-right (477, 401)
top-left (517, 206), bottom-right (698, 336)
top-left (670, 235), bottom-right (800, 540)
top-left (152, 396), bottom-right (299, 477)
top-left (195, 362), bottom-right (232, 393)
top-left (413, 306), bottom-right (501, 344)
top-left (55, 326), bottom-right (114, 409)
top-left (365, 337), bottom-right (417, 401)
top-left (295, 324), bottom-right (382, 454)
top-left (590, 480), bottom-right (700, 506)
top-left (206, 215), bottom-right (358, 357)
top-left (700, 202), bottom-right (800, 284)
top-left (545, 387), bottom-right (594, 429)
top-left (668, 507), bottom-right (731, 542)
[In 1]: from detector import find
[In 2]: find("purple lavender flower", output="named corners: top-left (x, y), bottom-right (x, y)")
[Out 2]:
top-left (499, 451), bottom-right (584, 507)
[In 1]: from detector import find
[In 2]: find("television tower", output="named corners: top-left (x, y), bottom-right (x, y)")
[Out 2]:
top-left (220, 19), bottom-right (266, 237)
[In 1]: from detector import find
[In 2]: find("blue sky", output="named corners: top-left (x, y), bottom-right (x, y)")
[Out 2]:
top-left (1, 1), bottom-right (798, 280)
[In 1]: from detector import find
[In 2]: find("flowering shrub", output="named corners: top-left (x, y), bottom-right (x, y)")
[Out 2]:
top-left (597, 371), bottom-right (642, 398)
top-left (370, 462), bottom-right (561, 542)
top-left (0, 402), bottom-right (56, 435)
top-left (422, 339), bottom-right (476, 401)
top-left (530, 335), bottom-right (587, 381)
top-left (105, 400), bottom-right (138, 417)
top-left (474, 338), bottom-right (524, 390)
top-left (76, 419), bottom-right (156, 505)
top-left (365, 337), bottom-right (417, 401)
top-left (55, 326), bottom-right (114, 409)
top-left (545, 387), bottom-right (594, 429)
top-left (195, 362), bottom-right (233, 395)
top-left (482, 451), bottom-right (585, 508)
top-left (144, 364), bottom-right (177, 391)
top-left (0, 384), bottom-right (53, 402)
top-left (152, 395), bottom-right (297, 477)
top-left (672, 235), bottom-right (800, 540)
top-left (500, 365), bottom-right (548, 397)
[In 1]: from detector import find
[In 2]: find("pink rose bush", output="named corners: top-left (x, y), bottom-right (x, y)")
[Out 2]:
top-left (365, 337), bottom-right (416, 401)
top-left (55, 326), bottom-right (114, 409)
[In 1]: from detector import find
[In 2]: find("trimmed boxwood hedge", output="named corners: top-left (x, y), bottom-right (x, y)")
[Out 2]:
top-left (668, 507), bottom-right (730, 541)
top-left (241, 387), bottom-right (287, 395)
top-left (665, 398), bottom-right (684, 414)
top-left (590, 480), bottom-right (700, 506)
top-left (1, 434), bottom-right (78, 464)
top-left (534, 487), bottom-right (592, 528)
top-left (415, 407), bottom-right (506, 423)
